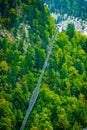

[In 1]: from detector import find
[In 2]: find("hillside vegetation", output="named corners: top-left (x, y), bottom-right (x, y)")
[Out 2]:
top-left (0, 0), bottom-right (87, 130)
top-left (43, 0), bottom-right (87, 20)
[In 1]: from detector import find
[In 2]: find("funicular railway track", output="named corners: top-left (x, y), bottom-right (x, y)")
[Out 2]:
top-left (20, 27), bottom-right (58, 130)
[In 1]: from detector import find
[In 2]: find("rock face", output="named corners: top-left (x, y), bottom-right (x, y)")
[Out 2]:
top-left (52, 13), bottom-right (87, 35)
top-left (42, 0), bottom-right (87, 35)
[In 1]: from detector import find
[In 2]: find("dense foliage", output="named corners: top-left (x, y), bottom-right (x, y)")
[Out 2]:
top-left (0, 0), bottom-right (87, 130)
top-left (27, 29), bottom-right (87, 130)
top-left (43, 0), bottom-right (87, 20)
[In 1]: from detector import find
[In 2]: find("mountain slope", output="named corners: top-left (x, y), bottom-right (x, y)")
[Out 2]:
top-left (0, 0), bottom-right (87, 130)
top-left (43, 0), bottom-right (87, 20)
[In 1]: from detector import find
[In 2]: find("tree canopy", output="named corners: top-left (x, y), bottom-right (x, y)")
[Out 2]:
top-left (0, 0), bottom-right (87, 130)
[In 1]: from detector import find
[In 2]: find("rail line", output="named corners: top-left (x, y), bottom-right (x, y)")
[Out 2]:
top-left (20, 27), bottom-right (58, 130)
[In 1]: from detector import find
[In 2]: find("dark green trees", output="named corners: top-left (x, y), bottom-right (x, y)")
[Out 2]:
top-left (66, 23), bottom-right (75, 39)
top-left (0, 0), bottom-right (55, 129)
top-left (43, 0), bottom-right (87, 20)
top-left (0, 0), bottom-right (87, 130)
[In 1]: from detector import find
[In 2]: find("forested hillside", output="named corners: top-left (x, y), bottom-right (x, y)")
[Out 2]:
top-left (43, 0), bottom-right (87, 20)
top-left (0, 0), bottom-right (87, 130)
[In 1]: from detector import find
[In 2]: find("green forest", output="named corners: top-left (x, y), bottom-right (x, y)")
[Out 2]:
top-left (0, 0), bottom-right (87, 130)
top-left (43, 0), bottom-right (87, 20)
